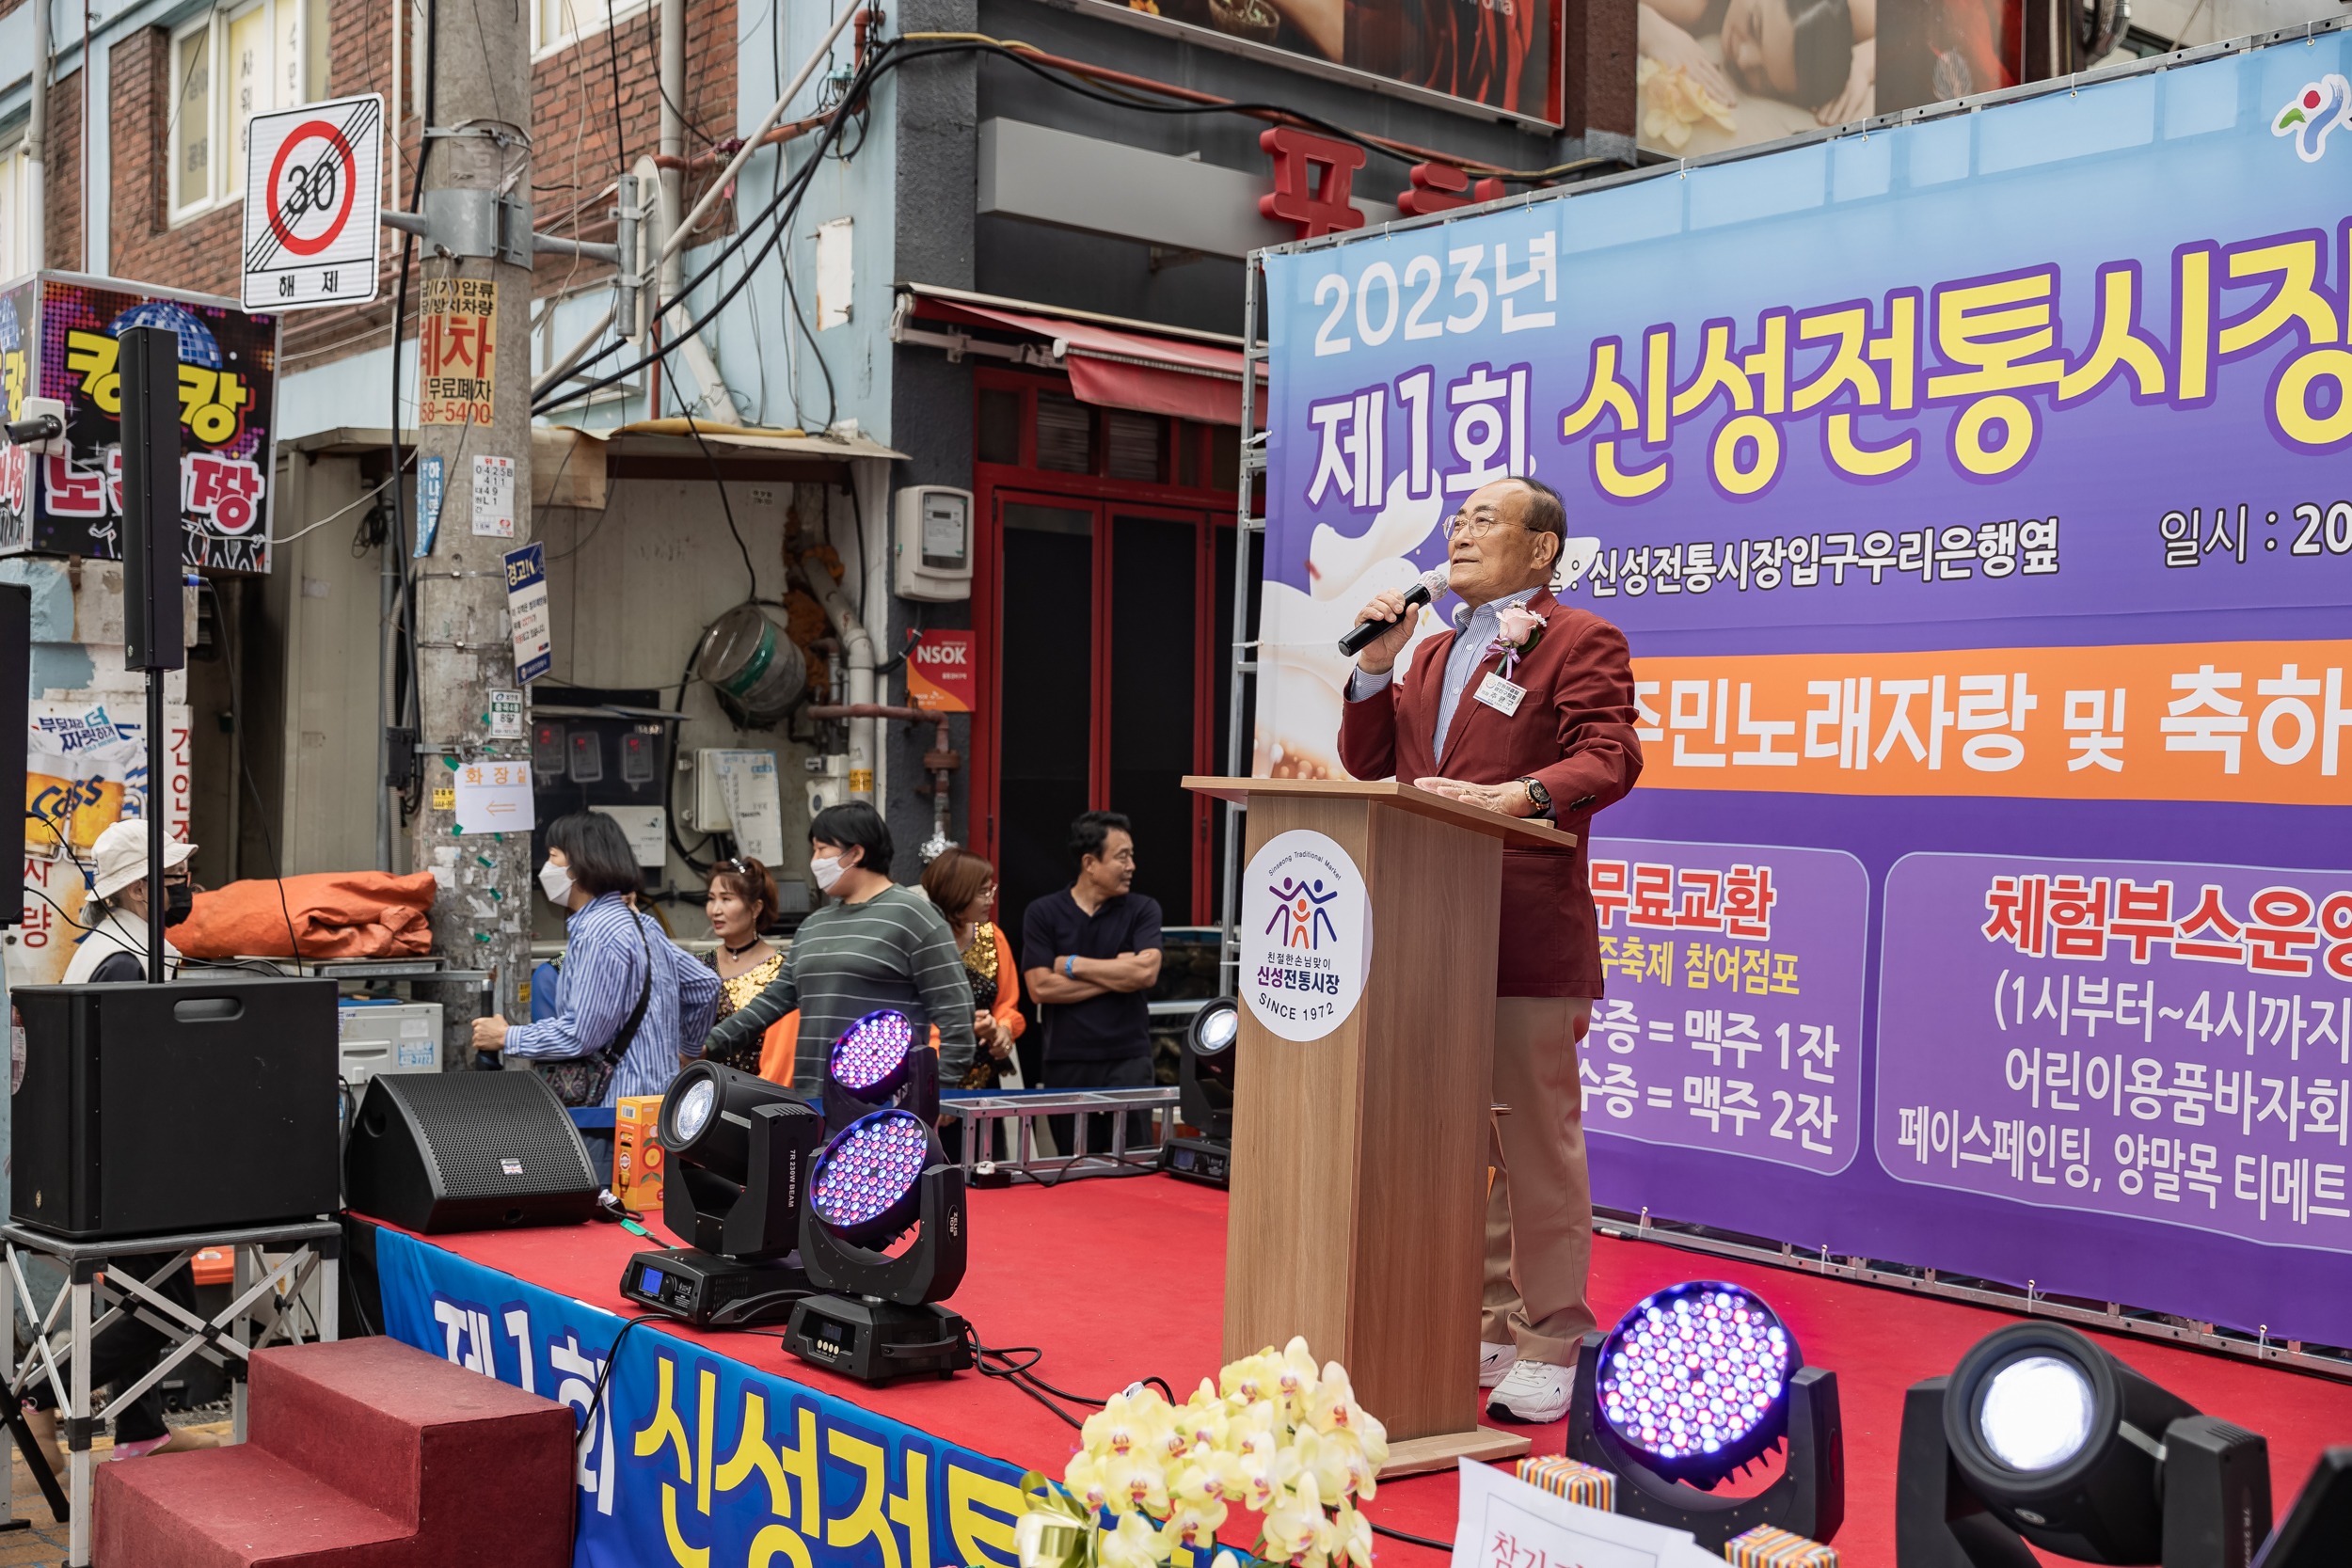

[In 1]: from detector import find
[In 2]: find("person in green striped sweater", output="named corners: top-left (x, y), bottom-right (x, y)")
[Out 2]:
top-left (701, 802), bottom-right (977, 1088)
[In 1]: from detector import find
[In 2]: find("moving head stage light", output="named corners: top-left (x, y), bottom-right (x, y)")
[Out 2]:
top-left (620, 1062), bottom-right (824, 1328)
top-left (1163, 997), bottom-right (1238, 1188)
top-left (1565, 1281), bottom-right (1845, 1551)
top-left (1898, 1322), bottom-right (2270, 1568)
top-left (825, 1008), bottom-right (937, 1132)
top-left (782, 1108), bottom-right (974, 1385)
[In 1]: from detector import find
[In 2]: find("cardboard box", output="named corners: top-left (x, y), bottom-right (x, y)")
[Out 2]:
top-left (614, 1096), bottom-right (666, 1212)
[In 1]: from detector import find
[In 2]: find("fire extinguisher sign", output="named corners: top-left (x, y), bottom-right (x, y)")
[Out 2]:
top-left (906, 630), bottom-right (975, 713)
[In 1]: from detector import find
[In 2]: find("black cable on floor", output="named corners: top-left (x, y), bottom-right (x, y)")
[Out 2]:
top-left (1371, 1521), bottom-right (1454, 1552)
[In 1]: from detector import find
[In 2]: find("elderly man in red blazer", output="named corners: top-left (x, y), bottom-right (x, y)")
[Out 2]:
top-left (1340, 473), bottom-right (1643, 1424)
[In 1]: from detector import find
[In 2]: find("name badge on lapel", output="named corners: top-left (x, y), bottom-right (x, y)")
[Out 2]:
top-left (1473, 671), bottom-right (1527, 717)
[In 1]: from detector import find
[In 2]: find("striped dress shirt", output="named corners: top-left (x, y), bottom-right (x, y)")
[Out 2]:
top-left (502, 893), bottom-right (721, 1104)
top-left (704, 884), bottom-right (977, 1086)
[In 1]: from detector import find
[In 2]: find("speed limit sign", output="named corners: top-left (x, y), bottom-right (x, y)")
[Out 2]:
top-left (242, 93), bottom-right (385, 311)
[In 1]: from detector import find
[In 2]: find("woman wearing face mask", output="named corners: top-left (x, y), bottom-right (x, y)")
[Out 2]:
top-left (63, 817), bottom-right (200, 982)
top-left (472, 814), bottom-right (721, 1156)
top-left (701, 802), bottom-right (976, 1089)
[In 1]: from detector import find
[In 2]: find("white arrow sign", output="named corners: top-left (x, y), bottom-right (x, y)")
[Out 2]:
top-left (242, 93), bottom-right (385, 311)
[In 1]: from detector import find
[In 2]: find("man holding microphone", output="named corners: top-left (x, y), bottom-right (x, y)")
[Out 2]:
top-left (1339, 474), bottom-right (1643, 1424)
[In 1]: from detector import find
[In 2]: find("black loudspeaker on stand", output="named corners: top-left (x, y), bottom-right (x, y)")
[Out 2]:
top-left (343, 1073), bottom-right (600, 1233)
top-left (12, 978), bottom-right (340, 1237)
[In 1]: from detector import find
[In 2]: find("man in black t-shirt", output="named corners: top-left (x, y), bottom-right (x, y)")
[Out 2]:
top-left (1022, 811), bottom-right (1163, 1155)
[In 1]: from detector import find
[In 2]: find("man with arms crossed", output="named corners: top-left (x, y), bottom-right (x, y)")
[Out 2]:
top-left (1024, 811), bottom-right (1164, 1155)
top-left (1341, 475), bottom-right (1643, 1424)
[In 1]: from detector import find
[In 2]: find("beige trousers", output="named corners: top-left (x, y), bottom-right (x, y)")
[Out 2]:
top-left (1483, 995), bottom-right (1597, 1366)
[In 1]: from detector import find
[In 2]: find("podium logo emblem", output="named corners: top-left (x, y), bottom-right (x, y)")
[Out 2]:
top-left (1240, 830), bottom-right (1372, 1043)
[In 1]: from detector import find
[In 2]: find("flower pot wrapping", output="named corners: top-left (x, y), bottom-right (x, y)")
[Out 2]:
top-left (1724, 1525), bottom-right (1838, 1568)
top-left (1513, 1454), bottom-right (1616, 1512)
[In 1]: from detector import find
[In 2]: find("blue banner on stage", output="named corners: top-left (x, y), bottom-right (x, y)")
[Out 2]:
top-left (373, 1227), bottom-right (1030, 1568)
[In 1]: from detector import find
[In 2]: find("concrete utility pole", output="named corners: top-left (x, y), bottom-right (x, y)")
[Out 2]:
top-left (408, 0), bottom-right (534, 1058)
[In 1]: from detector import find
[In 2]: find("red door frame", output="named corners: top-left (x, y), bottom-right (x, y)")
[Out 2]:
top-left (967, 365), bottom-right (1237, 925)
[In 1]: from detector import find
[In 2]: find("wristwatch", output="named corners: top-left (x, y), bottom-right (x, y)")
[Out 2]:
top-left (1516, 777), bottom-right (1552, 817)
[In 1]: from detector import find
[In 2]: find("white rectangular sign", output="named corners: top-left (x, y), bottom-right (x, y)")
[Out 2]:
top-left (1453, 1460), bottom-right (1721, 1568)
top-left (471, 454), bottom-right (516, 537)
top-left (453, 759), bottom-right (534, 835)
top-left (487, 689), bottom-right (523, 739)
top-left (242, 94), bottom-right (386, 310)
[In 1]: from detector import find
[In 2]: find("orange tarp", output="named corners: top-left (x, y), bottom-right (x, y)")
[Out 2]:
top-left (176, 871), bottom-right (438, 960)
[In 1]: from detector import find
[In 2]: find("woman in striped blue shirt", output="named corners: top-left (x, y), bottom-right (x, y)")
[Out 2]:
top-left (474, 814), bottom-right (722, 1119)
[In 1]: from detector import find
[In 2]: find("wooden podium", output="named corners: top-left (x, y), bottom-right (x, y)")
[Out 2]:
top-left (1183, 778), bottom-right (1576, 1475)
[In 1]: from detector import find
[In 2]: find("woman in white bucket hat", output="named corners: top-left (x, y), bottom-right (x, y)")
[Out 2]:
top-left (60, 817), bottom-right (199, 984)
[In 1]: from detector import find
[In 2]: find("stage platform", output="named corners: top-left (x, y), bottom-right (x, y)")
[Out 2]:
top-left (364, 1172), bottom-right (2352, 1567)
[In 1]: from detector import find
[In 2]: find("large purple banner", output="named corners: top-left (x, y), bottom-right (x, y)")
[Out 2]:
top-left (1258, 32), bottom-right (2352, 1345)
top-left (1880, 852), bottom-right (2352, 1248)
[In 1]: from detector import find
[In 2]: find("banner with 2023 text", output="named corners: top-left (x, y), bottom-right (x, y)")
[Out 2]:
top-left (1257, 34), bottom-right (2352, 1346)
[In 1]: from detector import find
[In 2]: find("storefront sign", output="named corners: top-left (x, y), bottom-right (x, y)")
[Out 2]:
top-left (0, 277), bottom-right (278, 571)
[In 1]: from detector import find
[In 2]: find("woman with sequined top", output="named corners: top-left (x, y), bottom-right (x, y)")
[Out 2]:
top-left (918, 847), bottom-right (1023, 1089)
top-left (703, 857), bottom-right (787, 1074)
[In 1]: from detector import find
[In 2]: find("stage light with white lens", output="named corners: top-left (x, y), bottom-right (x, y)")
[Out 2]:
top-left (821, 1008), bottom-right (937, 1133)
top-left (621, 1061), bottom-right (824, 1329)
top-left (1168, 998), bottom-right (1242, 1184)
top-left (1897, 1322), bottom-right (2272, 1568)
top-left (1192, 1000), bottom-right (1238, 1055)
top-left (1566, 1280), bottom-right (1842, 1551)
top-left (1977, 1354), bottom-right (2095, 1472)
top-left (672, 1076), bottom-right (717, 1144)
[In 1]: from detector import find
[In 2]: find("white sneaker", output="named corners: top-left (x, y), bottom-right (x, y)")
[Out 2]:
top-left (1479, 1341), bottom-right (1518, 1388)
top-left (1486, 1360), bottom-right (1572, 1424)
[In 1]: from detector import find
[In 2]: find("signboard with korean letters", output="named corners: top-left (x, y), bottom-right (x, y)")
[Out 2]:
top-left (0, 273), bottom-right (278, 572)
top-left (1258, 34), bottom-right (2352, 1343)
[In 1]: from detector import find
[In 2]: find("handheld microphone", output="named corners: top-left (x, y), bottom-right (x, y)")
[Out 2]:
top-left (1336, 565), bottom-right (1450, 657)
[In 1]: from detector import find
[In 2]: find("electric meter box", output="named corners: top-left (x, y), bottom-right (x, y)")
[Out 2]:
top-left (894, 486), bottom-right (974, 601)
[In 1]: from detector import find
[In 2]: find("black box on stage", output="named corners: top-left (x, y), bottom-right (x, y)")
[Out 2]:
top-left (621, 1246), bottom-right (809, 1329)
top-left (344, 1071), bottom-right (599, 1233)
top-left (0, 582), bottom-right (25, 929)
top-left (1160, 1136), bottom-right (1230, 1189)
top-left (12, 977), bottom-right (339, 1238)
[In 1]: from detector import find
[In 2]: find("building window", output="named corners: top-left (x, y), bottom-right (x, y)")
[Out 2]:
top-left (532, 0), bottom-right (652, 59)
top-left (168, 0), bottom-right (335, 224)
top-left (0, 142), bottom-right (35, 278)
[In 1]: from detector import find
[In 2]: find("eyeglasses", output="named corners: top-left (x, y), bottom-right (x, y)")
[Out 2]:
top-left (1443, 512), bottom-right (1521, 542)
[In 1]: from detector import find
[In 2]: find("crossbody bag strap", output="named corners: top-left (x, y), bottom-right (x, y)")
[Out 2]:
top-left (600, 914), bottom-right (657, 1065)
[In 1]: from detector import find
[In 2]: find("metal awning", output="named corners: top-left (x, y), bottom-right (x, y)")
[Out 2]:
top-left (285, 423), bottom-right (905, 506)
top-left (894, 282), bottom-right (1267, 426)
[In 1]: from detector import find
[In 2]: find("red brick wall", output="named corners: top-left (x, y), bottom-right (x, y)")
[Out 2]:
top-left (66, 0), bottom-right (736, 369)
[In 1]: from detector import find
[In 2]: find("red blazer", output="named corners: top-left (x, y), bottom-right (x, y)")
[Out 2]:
top-left (1337, 590), bottom-right (1643, 998)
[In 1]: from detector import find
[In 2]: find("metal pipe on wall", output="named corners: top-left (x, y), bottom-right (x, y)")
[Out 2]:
top-left (27, 0), bottom-right (47, 269)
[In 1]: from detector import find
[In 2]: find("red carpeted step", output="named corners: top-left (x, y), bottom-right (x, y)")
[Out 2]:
top-left (95, 1338), bottom-right (576, 1568)
top-left (93, 1445), bottom-right (410, 1568)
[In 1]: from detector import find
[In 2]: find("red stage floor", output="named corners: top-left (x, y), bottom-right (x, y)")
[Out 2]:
top-left (425, 1175), bottom-right (2352, 1568)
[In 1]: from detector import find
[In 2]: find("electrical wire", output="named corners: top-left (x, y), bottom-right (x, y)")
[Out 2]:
top-left (1369, 1522), bottom-right (1454, 1551)
top-left (532, 27), bottom-right (886, 415)
top-left (571, 1314), bottom-right (668, 1558)
top-left (388, 0), bottom-right (438, 824)
top-left (655, 356), bottom-right (760, 598)
top-left (204, 581), bottom-right (306, 965)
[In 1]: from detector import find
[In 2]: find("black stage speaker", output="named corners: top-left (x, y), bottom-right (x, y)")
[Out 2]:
top-left (12, 976), bottom-right (339, 1238)
top-left (117, 324), bottom-right (184, 673)
top-left (0, 581), bottom-right (25, 928)
top-left (344, 1071), bottom-right (599, 1233)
